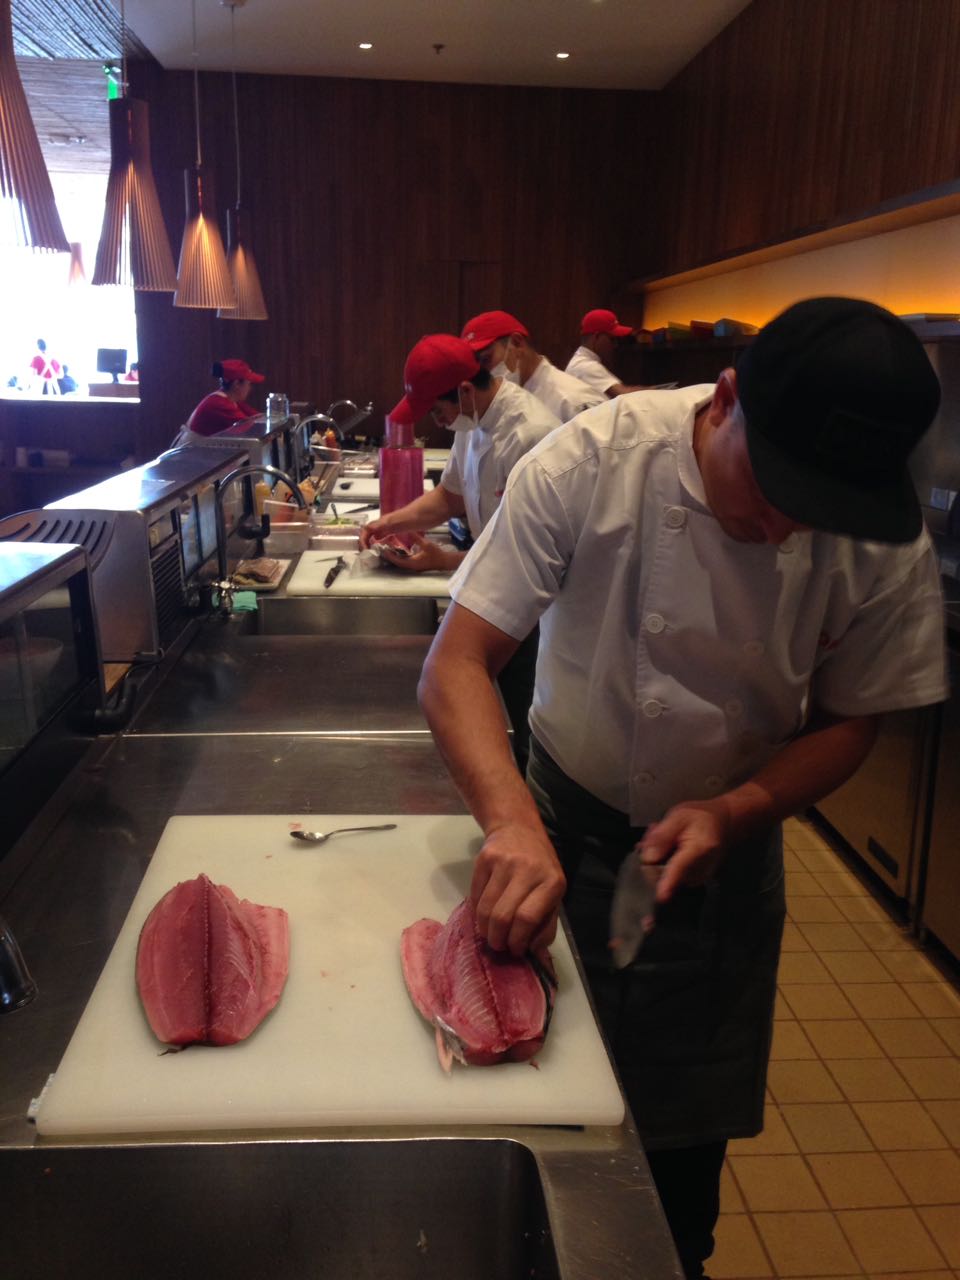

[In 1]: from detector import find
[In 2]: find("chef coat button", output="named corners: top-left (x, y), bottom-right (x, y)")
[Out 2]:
top-left (743, 640), bottom-right (765, 656)
top-left (779, 535), bottom-right (797, 554)
top-left (645, 613), bottom-right (666, 635)
top-left (704, 775), bottom-right (724, 793)
top-left (642, 699), bottom-right (664, 718)
top-left (635, 771), bottom-right (655, 786)
top-left (724, 698), bottom-right (743, 718)
top-left (664, 506), bottom-right (687, 530)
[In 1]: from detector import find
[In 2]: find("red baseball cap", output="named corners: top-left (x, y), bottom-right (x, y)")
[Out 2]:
top-left (219, 358), bottom-right (264, 383)
top-left (460, 310), bottom-right (530, 351)
top-left (388, 334), bottom-right (481, 424)
top-left (580, 309), bottom-right (632, 338)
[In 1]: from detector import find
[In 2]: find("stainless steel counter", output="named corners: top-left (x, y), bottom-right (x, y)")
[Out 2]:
top-left (0, 617), bottom-right (681, 1279)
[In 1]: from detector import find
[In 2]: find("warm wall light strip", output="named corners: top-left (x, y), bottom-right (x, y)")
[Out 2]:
top-left (92, 96), bottom-right (177, 290)
top-left (0, 0), bottom-right (68, 251)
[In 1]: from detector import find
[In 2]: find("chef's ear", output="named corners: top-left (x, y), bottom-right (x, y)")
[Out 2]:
top-left (708, 368), bottom-right (738, 422)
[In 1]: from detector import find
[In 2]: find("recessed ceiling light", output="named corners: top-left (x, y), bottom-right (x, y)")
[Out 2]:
top-left (359, 42), bottom-right (373, 50)
top-left (556, 51), bottom-right (570, 60)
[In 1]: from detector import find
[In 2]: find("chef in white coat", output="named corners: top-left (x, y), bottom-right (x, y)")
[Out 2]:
top-left (417, 298), bottom-right (947, 1278)
top-left (565, 307), bottom-right (645, 397)
top-left (361, 332), bottom-right (560, 771)
top-left (459, 309), bottom-right (605, 422)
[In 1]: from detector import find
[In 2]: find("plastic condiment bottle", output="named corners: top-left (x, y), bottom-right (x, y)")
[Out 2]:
top-left (379, 415), bottom-right (423, 547)
top-left (254, 480), bottom-right (271, 516)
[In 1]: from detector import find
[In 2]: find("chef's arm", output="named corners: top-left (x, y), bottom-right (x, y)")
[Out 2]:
top-left (642, 709), bottom-right (880, 901)
top-left (358, 484), bottom-right (465, 547)
top-left (605, 381), bottom-right (646, 397)
top-left (419, 602), bottom-right (566, 956)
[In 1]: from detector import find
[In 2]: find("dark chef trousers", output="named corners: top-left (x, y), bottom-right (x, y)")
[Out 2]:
top-left (495, 624), bottom-right (539, 776)
top-left (526, 735), bottom-right (785, 1280)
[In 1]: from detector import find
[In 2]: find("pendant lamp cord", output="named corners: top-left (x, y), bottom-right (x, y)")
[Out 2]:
top-left (192, 0), bottom-right (202, 168)
top-left (231, 6), bottom-right (241, 205)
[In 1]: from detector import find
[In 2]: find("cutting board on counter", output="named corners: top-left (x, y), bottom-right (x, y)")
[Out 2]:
top-left (286, 551), bottom-right (452, 598)
top-left (331, 477), bottom-right (435, 502)
top-left (36, 815), bottom-right (623, 1138)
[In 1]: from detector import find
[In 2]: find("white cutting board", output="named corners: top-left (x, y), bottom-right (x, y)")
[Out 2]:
top-left (331, 477), bottom-right (435, 502)
top-left (36, 815), bottom-right (623, 1138)
top-left (286, 551), bottom-right (452, 598)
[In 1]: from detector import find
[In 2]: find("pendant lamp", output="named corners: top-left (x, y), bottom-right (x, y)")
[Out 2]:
top-left (0, 0), bottom-right (68, 251)
top-left (218, 0), bottom-right (267, 320)
top-left (174, 0), bottom-right (235, 309)
top-left (67, 241), bottom-right (85, 285)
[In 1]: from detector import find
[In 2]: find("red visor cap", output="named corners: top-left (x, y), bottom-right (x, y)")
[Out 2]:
top-left (220, 358), bottom-right (265, 383)
top-left (388, 334), bottom-right (481, 423)
top-left (580, 308), bottom-right (632, 338)
top-left (460, 310), bottom-right (529, 351)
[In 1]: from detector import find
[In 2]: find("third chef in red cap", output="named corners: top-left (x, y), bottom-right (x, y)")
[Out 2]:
top-left (565, 308), bottom-right (645, 398)
top-left (186, 358), bottom-right (265, 437)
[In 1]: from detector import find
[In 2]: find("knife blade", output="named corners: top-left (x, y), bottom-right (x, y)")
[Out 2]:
top-left (324, 555), bottom-right (347, 588)
top-left (609, 853), bottom-right (662, 969)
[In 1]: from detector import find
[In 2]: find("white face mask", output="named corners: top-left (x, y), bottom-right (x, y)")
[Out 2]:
top-left (445, 391), bottom-right (478, 433)
top-left (491, 361), bottom-right (520, 384)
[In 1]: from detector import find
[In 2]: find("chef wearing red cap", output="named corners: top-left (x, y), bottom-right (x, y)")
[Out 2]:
top-left (186, 358), bottom-right (265, 437)
top-left (461, 310), bottom-right (605, 423)
top-left (565, 309), bottom-right (644, 398)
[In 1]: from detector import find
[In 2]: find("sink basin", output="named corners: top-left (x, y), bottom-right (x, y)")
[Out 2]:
top-left (257, 594), bottom-right (439, 636)
top-left (1, 1138), bottom-right (559, 1279)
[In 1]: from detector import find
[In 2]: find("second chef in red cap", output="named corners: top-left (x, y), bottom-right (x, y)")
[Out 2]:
top-left (186, 358), bottom-right (265, 437)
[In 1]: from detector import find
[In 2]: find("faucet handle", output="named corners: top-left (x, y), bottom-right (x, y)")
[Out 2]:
top-left (0, 913), bottom-right (37, 1013)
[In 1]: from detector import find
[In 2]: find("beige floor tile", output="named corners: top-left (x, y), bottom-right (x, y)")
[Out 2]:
top-left (775, 990), bottom-right (795, 1020)
top-left (778, 952), bottom-right (834, 984)
top-left (780, 1102), bottom-right (873, 1152)
top-left (719, 1160), bottom-right (744, 1213)
top-left (783, 849), bottom-right (807, 872)
top-left (729, 1154), bottom-right (827, 1211)
top-left (838, 1206), bottom-right (946, 1273)
top-left (884, 1150), bottom-right (960, 1205)
top-left (836, 896), bottom-right (894, 924)
top-left (894, 1057), bottom-right (960, 1100)
top-left (825, 1058), bottom-right (914, 1102)
top-left (800, 922), bottom-right (872, 952)
top-left (786, 870), bottom-right (825, 897)
top-left (820, 952), bottom-right (892, 983)
top-left (804, 1020), bottom-right (885, 1059)
top-left (853, 1100), bottom-right (949, 1149)
top-left (844, 983), bottom-right (925, 1020)
top-left (918, 1205), bottom-right (960, 1268)
top-left (863, 1272), bottom-right (954, 1279)
top-left (781, 921), bottom-right (812, 952)
top-left (710, 1213), bottom-right (773, 1277)
top-left (808, 1151), bottom-right (907, 1209)
top-left (878, 950), bottom-right (946, 982)
top-left (781, 983), bottom-right (857, 1019)
top-left (788, 896), bottom-right (847, 923)
top-left (769, 1060), bottom-right (843, 1104)
top-left (793, 845), bottom-right (844, 870)
top-left (754, 1209), bottom-right (859, 1276)
top-left (930, 1019), bottom-right (960, 1054)
top-left (728, 1105), bottom-right (799, 1155)
top-left (904, 983), bottom-right (960, 1018)
top-left (814, 869), bottom-right (869, 896)
top-left (771, 1021), bottom-right (818, 1060)
top-left (925, 1100), bottom-right (960, 1146)
top-left (854, 921), bottom-right (917, 951)
top-left (866, 1019), bottom-right (952, 1057)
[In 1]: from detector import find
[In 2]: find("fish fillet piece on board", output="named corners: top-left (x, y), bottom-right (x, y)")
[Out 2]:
top-left (136, 874), bottom-right (289, 1046)
top-left (400, 899), bottom-right (555, 1069)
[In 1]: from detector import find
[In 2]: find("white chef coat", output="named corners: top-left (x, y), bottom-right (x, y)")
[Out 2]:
top-left (451, 386), bottom-right (948, 824)
top-left (564, 345), bottom-right (620, 396)
top-left (439, 379), bottom-right (561, 538)
top-left (523, 357), bottom-right (605, 423)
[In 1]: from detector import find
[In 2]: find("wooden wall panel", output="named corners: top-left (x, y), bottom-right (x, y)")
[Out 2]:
top-left (636, 0), bottom-right (960, 282)
top-left (131, 65), bottom-right (654, 458)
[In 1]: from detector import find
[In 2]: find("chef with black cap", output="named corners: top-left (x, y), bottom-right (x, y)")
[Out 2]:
top-left (416, 298), bottom-right (947, 1279)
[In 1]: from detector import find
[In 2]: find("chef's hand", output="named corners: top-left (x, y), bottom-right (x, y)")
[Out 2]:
top-left (358, 518), bottom-right (392, 549)
top-left (381, 532), bottom-right (462, 573)
top-left (639, 799), bottom-right (729, 904)
top-left (470, 823), bottom-right (566, 957)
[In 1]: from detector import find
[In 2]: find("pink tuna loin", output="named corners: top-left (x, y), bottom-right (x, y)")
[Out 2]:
top-left (400, 899), bottom-right (556, 1069)
top-left (136, 874), bottom-right (289, 1046)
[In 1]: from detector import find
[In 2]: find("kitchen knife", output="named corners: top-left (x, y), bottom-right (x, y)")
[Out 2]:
top-left (609, 854), bottom-right (662, 969)
top-left (324, 555), bottom-right (347, 588)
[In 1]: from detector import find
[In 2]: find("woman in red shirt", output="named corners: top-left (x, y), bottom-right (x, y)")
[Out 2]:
top-left (186, 358), bottom-right (264, 436)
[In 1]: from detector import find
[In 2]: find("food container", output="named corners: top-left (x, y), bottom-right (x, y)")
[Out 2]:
top-left (310, 532), bottom-right (359, 552)
top-left (263, 522), bottom-right (310, 555)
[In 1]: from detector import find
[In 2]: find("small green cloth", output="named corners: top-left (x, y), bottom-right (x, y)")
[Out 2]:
top-left (231, 591), bottom-right (259, 612)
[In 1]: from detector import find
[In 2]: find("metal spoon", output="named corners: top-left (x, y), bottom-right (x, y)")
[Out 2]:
top-left (290, 823), bottom-right (398, 845)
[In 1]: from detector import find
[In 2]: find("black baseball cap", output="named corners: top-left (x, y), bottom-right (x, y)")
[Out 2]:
top-left (736, 297), bottom-right (941, 543)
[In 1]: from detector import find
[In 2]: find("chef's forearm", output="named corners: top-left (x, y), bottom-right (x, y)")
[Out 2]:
top-left (378, 485), bottom-right (463, 532)
top-left (720, 712), bottom-right (879, 842)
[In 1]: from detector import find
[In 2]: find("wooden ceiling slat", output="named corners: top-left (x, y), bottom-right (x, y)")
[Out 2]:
top-left (11, 0), bottom-right (149, 61)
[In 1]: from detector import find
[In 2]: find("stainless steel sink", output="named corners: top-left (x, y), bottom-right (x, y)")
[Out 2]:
top-left (257, 594), bottom-right (439, 636)
top-left (0, 1138), bottom-right (559, 1279)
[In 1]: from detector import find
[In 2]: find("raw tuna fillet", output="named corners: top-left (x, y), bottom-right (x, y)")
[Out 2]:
top-left (136, 874), bottom-right (289, 1046)
top-left (400, 899), bottom-right (556, 1069)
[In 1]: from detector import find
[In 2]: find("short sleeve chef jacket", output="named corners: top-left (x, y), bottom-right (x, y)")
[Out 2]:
top-left (188, 393), bottom-right (258, 437)
top-left (564, 346), bottom-right (620, 396)
top-left (439, 379), bottom-right (561, 538)
top-left (450, 386), bottom-right (947, 825)
top-left (524, 358), bottom-right (605, 423)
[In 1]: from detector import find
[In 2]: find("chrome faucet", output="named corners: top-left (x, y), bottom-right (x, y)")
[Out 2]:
top-left (0, 912), bottom-right (37, 1012)
top-left (300, 412), bottom-right (341, 441)
top-left (214, 463), bottom-right (307, 588)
